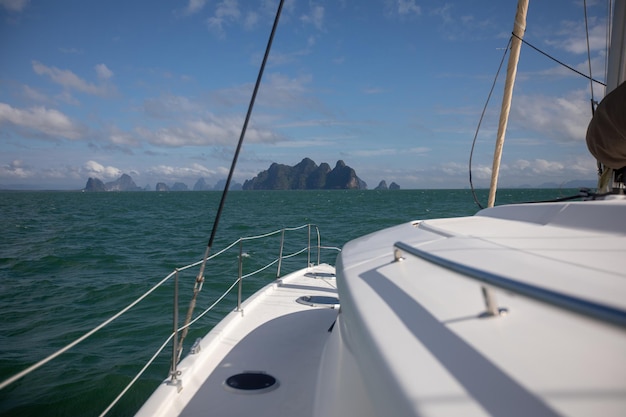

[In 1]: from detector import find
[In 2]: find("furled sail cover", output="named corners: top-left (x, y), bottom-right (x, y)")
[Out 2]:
top-left (586, 81), bottom-right (626, 169)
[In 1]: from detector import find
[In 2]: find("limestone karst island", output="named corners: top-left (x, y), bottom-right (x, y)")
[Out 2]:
top-left (83, 158), bottom-right (401, 192)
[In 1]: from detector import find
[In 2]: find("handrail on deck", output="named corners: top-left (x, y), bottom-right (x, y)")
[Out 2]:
top-left (0, 224), bottom-right (340, 417)
top-left (393, 241), bottom-right (626, 329)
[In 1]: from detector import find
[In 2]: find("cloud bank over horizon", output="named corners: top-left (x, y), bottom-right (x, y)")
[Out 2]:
top-left (0, 0), bottom-right (607, 190)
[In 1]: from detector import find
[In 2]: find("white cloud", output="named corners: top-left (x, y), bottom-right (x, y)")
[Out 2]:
top-left (41, 167), bottom-right (71, 179)
top-left (512, 90), bottom-right (592, 142)
top-left (0, 160), bottom-right (35, 179)
top-left (56, 91), bottom-right (80, 105)
top-left (183, 0), bottom-right (207, 15)
top-left (23, 85), bottom-right (49, 103)
top-left (32, 61), bottom-right (113, 96)
top-left (260, 73), bottom-right (313, 106)
top-left (441, 161), bottom-right (465, 176)
top-left (300, 4), bottom-right (324, 30)
top-left (108, 127), bottom-right (140, 146)
top-left (274, 138), bottom-right (334, 148)
top-left (568, 155), bottom-right (597, 175)
top-left (512, 159), bottom-right (530, 170)
top-left (551, 18), bottom-right (607, 55)
top-left (134, 112), bottom-right (281, 148)
top-left (143, 95), bottom-right (199, 119)
top-left (534, 159), bottom-right (565, 173)
top-left (211, 72), bottom-right (316, 111)
top-left (387, 0), bottom-right (421, 18)
top-left (244, 11), bottom-right (259, 30)
top-left (442, 161), bottom-right (491, 180)
top-left (0, 0), bottom-right (29, 12)
top-left (95, 64), bottom-right (114, 80)
top-left (511, 158), bottom-right (564, 174)
top-left (81, 160), bottom-right (123, 179)
top-left (430, 4), bottom-right (452, 24)
top-left (0, 102), bottom-right (84, 140)
top-left (207, 0), bottom-right (241, 36)
top-left (397, 0), bottom-right (421, 16)
top-left (472, 165), bottom-right (493, 180)
top-left (216, 0), bottom-right (240, 18)
top-left (408, 147), bottom-right (431, 154)
top-left (145, 163), bottom-right (220, 180)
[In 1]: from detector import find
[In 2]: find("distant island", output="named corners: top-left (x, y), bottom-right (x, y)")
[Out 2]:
top-left (243, 158), bottom-right (368, 190)
top-left (80, 161), bottom-right (598, 193)
top-left (374, 180), bottom-right (401, 190)
top-left (84, 174), bottom-right (142, 192)
top-left (83, 174), bottom-right (243, 192)
top-left (81, 158), bottom-right (402, 192)
top-left (5, 161), bottom-right (597, 191)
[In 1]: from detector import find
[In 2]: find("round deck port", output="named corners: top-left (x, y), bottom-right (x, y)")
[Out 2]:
top-left (224, 372), bottom-right (279, 394)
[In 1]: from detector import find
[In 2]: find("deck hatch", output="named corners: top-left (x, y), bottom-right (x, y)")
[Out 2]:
top-left (296, 295), bottom-right (340, 308)
top-left (224, 372), bottom-right (279, 393)
top-left (304, 271), bottom-right (336, 278)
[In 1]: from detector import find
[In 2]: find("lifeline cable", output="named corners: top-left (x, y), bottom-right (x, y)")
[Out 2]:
top-left (178, 0), bottom-right (285, 355)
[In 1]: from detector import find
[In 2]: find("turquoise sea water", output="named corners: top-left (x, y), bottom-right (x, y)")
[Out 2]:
top-left (0, 188), bottom-right (582, 416)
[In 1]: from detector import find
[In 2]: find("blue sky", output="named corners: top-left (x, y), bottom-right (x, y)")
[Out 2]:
top-left (0, 0), bottom-right (612, 189)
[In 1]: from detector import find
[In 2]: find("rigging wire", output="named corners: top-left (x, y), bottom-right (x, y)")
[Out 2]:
top-left (584, 0), bottom-right (598, 116)
top-left (606, 0), bottom-right (614, 85)
top-left (511, 33), bottom-right (606, 87)
top-left (469, 38), bottom-right (512, 210)
top-left (592, 0), bottom-right (615, 180)
top-left (470, 5), bottom-right (611, 208)
top-left (177, 0), bottom-right (285, 355)
top-left (585, 0), bottom-right (605, 179)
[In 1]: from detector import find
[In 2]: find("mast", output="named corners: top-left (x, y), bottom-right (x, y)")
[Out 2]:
top-left (597, 0), bottom-right (626, 193)
top-left (607, 0), bottom-right (626, 91)
top-left (487, 0), bottom-right (529, 208)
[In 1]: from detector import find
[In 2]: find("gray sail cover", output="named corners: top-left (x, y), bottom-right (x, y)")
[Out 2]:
top-left (586, 81), bottom-right (626, 169)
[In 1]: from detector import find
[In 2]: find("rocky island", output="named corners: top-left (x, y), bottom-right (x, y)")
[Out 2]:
top-left (374, 180), bottom-right (401, 190)
top-left (84, 174), bottom-right (142, 192)
top-left (82, 158), bottom-right (380, 191)
top-left (243, 158), bottom-right (367, 190)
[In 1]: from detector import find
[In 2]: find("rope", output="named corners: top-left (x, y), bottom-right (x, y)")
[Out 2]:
top-left (177, 0), bottom-right (286, 356)
top-left (469, 38), bottom-right (512, 210)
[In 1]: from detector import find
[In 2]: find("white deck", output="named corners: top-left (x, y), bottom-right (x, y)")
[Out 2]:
top-left (334, 197), bottom-right (626, 417)
top-left (136, 264), bottom-right (339, 417)
top-left (138, 198), bottom-right (626, 417)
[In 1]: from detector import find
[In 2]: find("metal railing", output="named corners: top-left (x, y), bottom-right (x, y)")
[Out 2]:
top-left (393, 241), bottom-right (626, 328)
top-left (167, 224), bottom-right (338, 387)
top-left (0, 224), bottom-right (340, 417)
